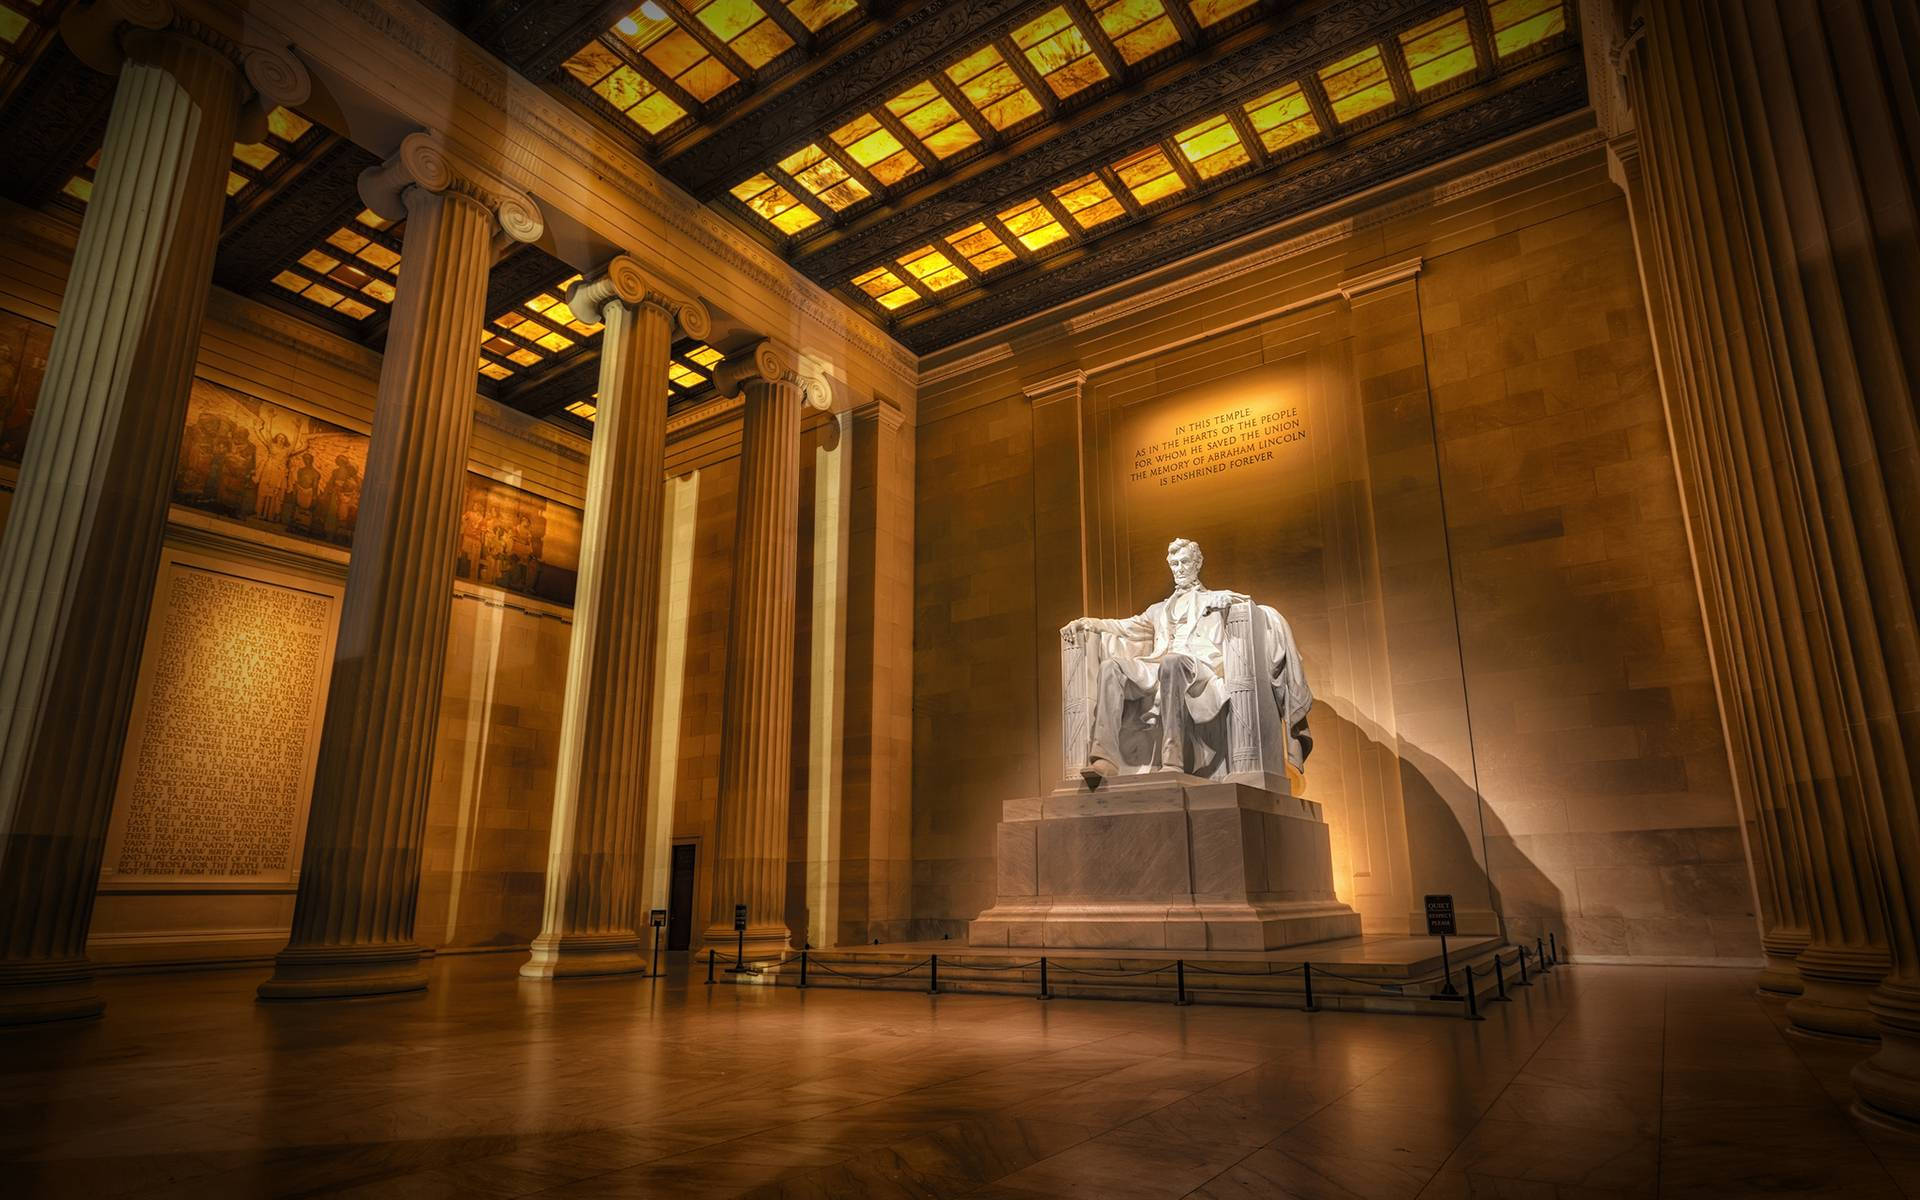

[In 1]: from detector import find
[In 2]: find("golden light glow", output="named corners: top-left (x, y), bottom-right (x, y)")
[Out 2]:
top-left (945, 222), bottom-right (1017, 274)
top-left (565, 398), bottom-right (599, 420)
top-left (1489, 0), bottom-right (1566, 57)
top-left (1091, 0), bottom-right (1178, 65)
top-left (565, 42), bottom-right (688, 134)
top-left (1012, 7), bottom-right (1109, 100)
top-left (779, 143), bottom-right (871, 211)
top-left (1174, 113), bottom-right (1249, 179)
top-left (273, 218), bottom-right (404, 325)
top-left (898, 245), bottom-right (967, 292)
top-left (1243, 81), bottom-right (1318, 154)
top-left (852, 265), bottom-right (919, 310)
top-left (1112, 145), bottom-right (1186, 206)
top-left (831, 113), bottom-right (923, 187)
top-left (1187, 0), bottom-right (1256, 27)
top-left (731, 173), bottom-right (821, 234)
top-left (888, 81), bottom-right (978, 158)
top-left (947, 45), bottom-right (1043, 131)
top-left (1052, 173), bottom-right (1124, 231)
top-left (1399, 9), bottom-right (1478, 92)
top-left (997, 198), bottom-right (1068, 252)
top-left (1318, 45), bottom-right (1396, 123)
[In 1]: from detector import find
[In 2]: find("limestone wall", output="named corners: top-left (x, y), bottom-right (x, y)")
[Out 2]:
top-left (911, 126), bottom-right (1757, 963)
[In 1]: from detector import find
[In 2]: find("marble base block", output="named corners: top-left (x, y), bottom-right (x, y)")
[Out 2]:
top-left (968, 774), bottom-right (1360, 952)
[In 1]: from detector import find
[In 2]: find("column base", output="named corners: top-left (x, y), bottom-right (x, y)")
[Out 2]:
top-left (1758, 929), bottom-right (1809, 996)
top-left (1785, 944), bottom-right (1889, 1041)
top-left (256, 942), bottom-right (429, 1001)
top-left (519, 932), bottom-right (649, 980)
top-left (0, 958), bottom-right (105, 1026)
top-left (701, 923), bottom-right (791, 965)
top-left (1853, 979), bottom-right (1920, 1133)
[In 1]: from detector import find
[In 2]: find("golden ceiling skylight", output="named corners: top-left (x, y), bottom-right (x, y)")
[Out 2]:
top-left (1399, 9), bottom-right (1478, 92)
top-left (783, 0), bottom-right (858, 31)
top-left (0, 0), bottom-right (36, 49)
top-left (1488, 0), bottom-right (1566, 58)
top-left (945, 222), bottom-right (1016, 274)
top-left (565, 398), bottom-right (599, 421)
top-left (613, 6), bottom-right (737, 101)
top-left (1242, 81), bottom-right (1318, 154)
top-left (898, 245), bottom-right (967, 292)
top-left (1318, 45), bottom-right (1396, 124)
top-left (831, 113), bottom-right (923, 187)
top-left (689, 0), bottom-right (793, 69)
top-left (947, 45), bottom-right (1042, 131)
top-left (997, 197), bottom-right (1068, 253)
top-left (851, 266), bottom-right (918, 310)
top-left (477, 276), bottom-right (604, 381)
top-left (1187, 0), bottom-right (1257, 28)
top-left (666, 343), bottom-right (724, 393)
top-left (887, 81), bottom-right (979, 159)
top-left (564, 43), bottom-right (688, 134)
top-left (1090, 0), bottom-right (1179, 65)
top-left (1052, 173), bottom-right (1124, 231)
top-left (1173, 113), bottom-right (1248, 179)
top-left (1111, 144), bottom-right (1186, 206)
top-left (779, 143), bottom-right (870, 211)
top-left (65, 106), bottom-right (317, 212)
top-left (731, 172), bottom-right (821, 234)
top-left (1012, 7), bottom-right (1109, 101)
top-left (271, 209), bottom-right (401, 324)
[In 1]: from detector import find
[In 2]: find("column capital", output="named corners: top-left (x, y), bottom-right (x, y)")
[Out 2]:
top-left (61, 0), bottom-right (309, 113)
top-left (714, 339), bottom-right (830, 411)
top-left (358, 131), bottom-right (545, 246)
top-left (566, 254), bottom-right (709, 340)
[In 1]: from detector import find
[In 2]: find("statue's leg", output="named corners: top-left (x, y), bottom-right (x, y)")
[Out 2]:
top-left (1089, 658), bottom-right (1149, 779)
top-left (1158, 654), bottom-right (1196, 772)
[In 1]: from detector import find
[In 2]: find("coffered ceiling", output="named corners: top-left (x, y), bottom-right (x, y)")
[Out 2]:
top-left (0, 0), bottom-right (1587, 435)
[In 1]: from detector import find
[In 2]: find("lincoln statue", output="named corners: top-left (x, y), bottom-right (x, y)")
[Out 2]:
top-left (1066, 538), bottom-right (1313, 789)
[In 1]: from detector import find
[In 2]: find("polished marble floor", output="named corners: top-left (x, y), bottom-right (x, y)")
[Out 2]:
top-left (2, 954), bottom-right (1915, 1198)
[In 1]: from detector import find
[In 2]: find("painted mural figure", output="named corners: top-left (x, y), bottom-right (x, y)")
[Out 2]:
top-left (1067, 537), bottom-right (1313, 787)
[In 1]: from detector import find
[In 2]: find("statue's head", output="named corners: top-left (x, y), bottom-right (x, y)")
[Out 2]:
top-left (1166, 538), bottom-right (1203, 589)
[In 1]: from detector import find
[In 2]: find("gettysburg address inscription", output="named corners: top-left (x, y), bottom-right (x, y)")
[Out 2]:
top-left (1129, 402), bottom-right (1308, 488)
top-left (103, 561), bottom-right (338, 886)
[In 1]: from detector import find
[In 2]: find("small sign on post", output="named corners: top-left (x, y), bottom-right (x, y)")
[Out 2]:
top-left (647, 908), bottom-right (667, 978)
top-left (1425, 894), bottom-right (1461, 999)
top-left (727, 903), bottom-right (759, 975)
top-left (733, 903), bottom-right (748, 932)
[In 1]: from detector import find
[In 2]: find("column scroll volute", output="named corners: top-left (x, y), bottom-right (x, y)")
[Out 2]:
top-left (564, 253), bottom-right (710, 340)
top-left (712, 338), bottom-right (831, 411)
top-left (357, 130), bottom-right (546, 248)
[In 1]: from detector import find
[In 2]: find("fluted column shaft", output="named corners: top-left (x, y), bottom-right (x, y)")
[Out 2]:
top-left (522, 260), bottom-right (705, 980)
top-left (1618, 0), bottom-right (1920, 1118)
top-left (0, 24), bottom-right (242, 1024)
top-left (260, 136), bottom-right (540, 999)
top-left (706, 350), bottom-right (806, 954)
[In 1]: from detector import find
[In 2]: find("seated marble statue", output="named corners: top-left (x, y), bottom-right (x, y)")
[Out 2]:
top-left (1064, 537), bottom-right (1313, 791)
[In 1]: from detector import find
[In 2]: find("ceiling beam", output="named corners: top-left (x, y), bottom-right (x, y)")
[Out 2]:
top-left (468, 0), bottom-right (639, 81)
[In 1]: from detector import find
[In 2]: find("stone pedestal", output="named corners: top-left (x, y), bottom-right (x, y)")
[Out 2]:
top-left (969, 775), bottom-right (1360, 952)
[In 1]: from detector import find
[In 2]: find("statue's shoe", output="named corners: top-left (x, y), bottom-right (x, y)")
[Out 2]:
top-left (1081, 758), bottom-right (1117, 789)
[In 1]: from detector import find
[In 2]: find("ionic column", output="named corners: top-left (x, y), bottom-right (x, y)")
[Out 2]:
top-left (703, 342), bottom-right (823, 956)
top-left (258, 134), bottom-right (542, 1000)
top-left (521, 259), bottom-right (708, 980)
top-left (0, 4), bottom-right (305, 1024)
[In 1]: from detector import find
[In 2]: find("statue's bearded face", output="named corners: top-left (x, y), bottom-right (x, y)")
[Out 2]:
top-left (1167, 544), bottom-right (1203, 589)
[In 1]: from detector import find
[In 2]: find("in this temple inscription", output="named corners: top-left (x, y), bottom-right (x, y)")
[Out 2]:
top-left (1128, 404), bottom-right (1307, 488)
top-left (111, 566), bottom-right (333, 882)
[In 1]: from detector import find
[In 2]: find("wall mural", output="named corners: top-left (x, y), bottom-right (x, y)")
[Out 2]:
top-left (0, 309), bottom-right (52, 464)
top-left (0, 311), bottom-right (581, 606)
top-left (176, 379), bottom-right (369, 546)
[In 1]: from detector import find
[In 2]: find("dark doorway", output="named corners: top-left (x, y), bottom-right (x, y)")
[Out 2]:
top-left (667, 843), bottom-right (696, 951)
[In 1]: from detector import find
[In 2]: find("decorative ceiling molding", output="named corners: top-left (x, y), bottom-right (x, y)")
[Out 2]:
top-left (917, 341), bottom-right (1013, 386)
top-left (792, 0), bottom-right (1454, 283)
top-left (214, 139), bottom-right (381, 296)
top-left (318, 0), bottom-right (921, 389)
top-left (898, 60), bottom-right (1587, 352)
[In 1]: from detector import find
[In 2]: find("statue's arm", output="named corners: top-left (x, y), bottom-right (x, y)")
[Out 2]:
top-left (1068, 612), bottom-right (1152, 638)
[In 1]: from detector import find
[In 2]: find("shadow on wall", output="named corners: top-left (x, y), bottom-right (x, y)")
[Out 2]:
top-left (1310, 697), bottom-right (1557, 950)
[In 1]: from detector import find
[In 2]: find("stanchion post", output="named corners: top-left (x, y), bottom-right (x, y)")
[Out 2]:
top-left (1516, 945), bottom-right (1533, 987)
top-left (649, 923), bottom-right (662, 979)
top-left (1537, 936), bottom-right (1551, 972)
top-left (706, 948), bottom-right (715, 984)
top-left (798, 948), bottom-right (808, 989)
top-left (1549, 932), bottom-right (1560, 966)
top-left (1174, 959), bottom-right (1192, 1006)
top-left (928, 954), bottom-right (939, 995)
top-left (1302, 961), bottom-right (1318, 1012)
top-left (1491, 953), bottom-right (1510, 1002)
top-left (1435, 932), bottom-right (1460, 998)
top-left (1039, 956), bottom-right (1050, 1001)
top-left (1463, 963), bottom-right (1484, 1021)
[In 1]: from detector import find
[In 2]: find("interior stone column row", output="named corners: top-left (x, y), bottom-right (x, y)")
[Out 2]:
top-left (704, 341), bottom-right (822, 956)
top-left (1612, 0), bottom-right (1920, 1126)
top-left (0, 3), bottom-right (306, 1024)
top-left (259, 133), bottom-right (543, 1000)
top-left (521, 258), bottom-right (707, 980)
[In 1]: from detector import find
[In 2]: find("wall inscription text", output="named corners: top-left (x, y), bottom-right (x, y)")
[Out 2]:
top-left (1128, 403), bottom-right (1309, 487)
